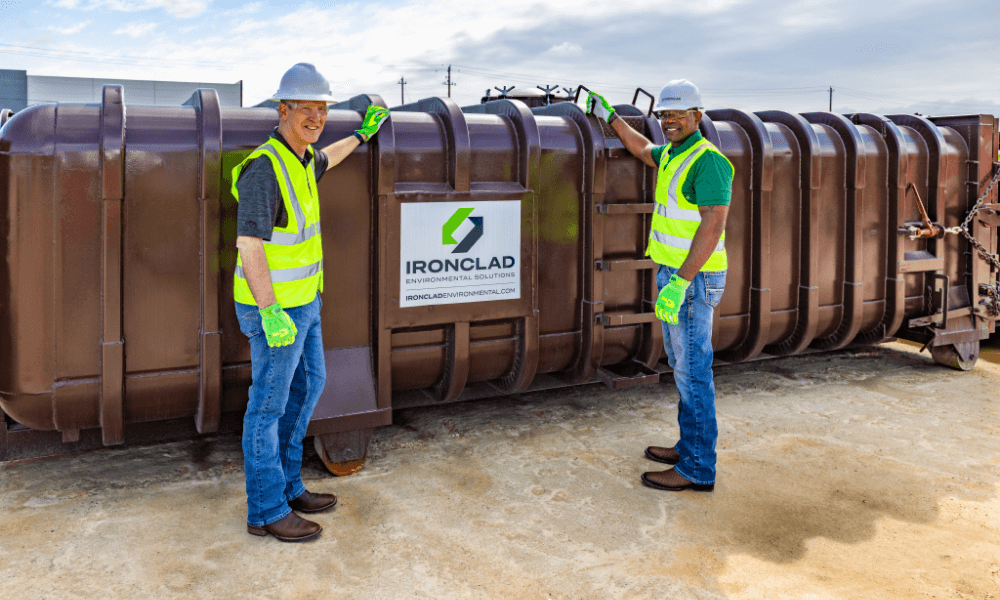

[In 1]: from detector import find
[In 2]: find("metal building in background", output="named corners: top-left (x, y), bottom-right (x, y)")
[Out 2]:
top-left (0, 69), bottom-right (243, 112)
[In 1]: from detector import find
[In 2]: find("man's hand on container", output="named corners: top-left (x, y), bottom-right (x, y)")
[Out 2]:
top-left (586, 91), bottom-right (617, 124)
top-left (655, 274), bottom-right (690, 325)
top-left (259, 303), bottom-right (298, 347)
top-left (356, 105), bottom-right (390, 141)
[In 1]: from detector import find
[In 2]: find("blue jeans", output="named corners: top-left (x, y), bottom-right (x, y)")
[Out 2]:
top-left (657, 264), bottom-right (726, 485)
top-left (235, 294), bottom-right (326, 527)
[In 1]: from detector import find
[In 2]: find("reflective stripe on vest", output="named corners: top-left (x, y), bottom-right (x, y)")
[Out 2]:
top-left (267, 222), bottom-right (321, 246)
top-left (234, 260), bottom-right (323, 283)
top-left (646, 138), bottom-right (731, 271)
top-left (650, 229), bottom-right (725, 252)
top-left (252, 145), bottom-right (320, 247)
top-left (232, 138), bottom-right (324, 308)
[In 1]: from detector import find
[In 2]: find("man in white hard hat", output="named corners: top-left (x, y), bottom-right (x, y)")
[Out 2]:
top-left (587, 80), bottom-right (733, 492)
top-left (232, 63), bottom-right (389, 541)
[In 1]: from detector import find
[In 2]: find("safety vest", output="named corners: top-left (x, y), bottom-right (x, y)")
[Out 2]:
top-left (232, 138), bottom-right (323, 308)
top-left (646, 137), bottom-right (733, 272)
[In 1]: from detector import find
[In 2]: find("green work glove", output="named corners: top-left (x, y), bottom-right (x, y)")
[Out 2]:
top-left (259, 303), bottom-right (297, 347)
top-left (655, 274), bottom-right (691, 325)
top-left (586, 91), bottom-right (617, 124)
top-left (356, 105), bottom-right (390, 141)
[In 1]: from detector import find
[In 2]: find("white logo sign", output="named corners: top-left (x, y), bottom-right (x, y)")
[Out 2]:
top-left (399, 200), bottom-right (521, 307)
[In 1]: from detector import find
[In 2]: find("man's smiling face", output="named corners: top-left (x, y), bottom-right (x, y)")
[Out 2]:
top-left (659, 109), bottom-right (702, 146)
top-left (279, 100), bottom-right (328, 154)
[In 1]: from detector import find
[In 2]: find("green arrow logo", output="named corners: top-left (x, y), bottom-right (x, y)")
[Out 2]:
top-left (442, 207), bottom-right (474, 245)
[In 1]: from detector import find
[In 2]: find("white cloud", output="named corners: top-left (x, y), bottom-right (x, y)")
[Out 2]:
top-left (143, 0), bottom-right (210, 18)
top-left (230, 19), bottom-right (268, 35)
top-left (47, 20), bottom-right (91, 34)
top-left (113, 21), bottom-right (158, 37)
top-left (545, 42), bottom-right (583, 56)
top-left (151, 0), bottom-right (995, 111)
top-left (52, 0), bottom-right (211, 18)
top-left (15, 0), bottom-right (1000, 115)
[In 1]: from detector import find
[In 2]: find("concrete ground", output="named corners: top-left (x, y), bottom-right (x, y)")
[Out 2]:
top-left (1, 341), bottom-right (998, 600)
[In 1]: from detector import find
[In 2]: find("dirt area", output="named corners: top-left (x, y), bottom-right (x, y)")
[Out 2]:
top-left (1, 341), bottom-right (998, 599)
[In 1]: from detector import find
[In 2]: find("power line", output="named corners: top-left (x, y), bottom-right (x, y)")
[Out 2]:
top-left (834, 85), bottom-right (913, 104)
top-left (834, 90), bottom-right (999, 112)
top-left (706, 90), bottom-right (830, 97)
top-left (701, 86), bottom-right (829, 92)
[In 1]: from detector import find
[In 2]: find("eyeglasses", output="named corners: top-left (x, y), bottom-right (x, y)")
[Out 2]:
top-left (653, 109), bottom-right (697, 121)
top-left (295, 104), bottom-right (328, 117)
top-left (285, 102), bottom-right (329, 117)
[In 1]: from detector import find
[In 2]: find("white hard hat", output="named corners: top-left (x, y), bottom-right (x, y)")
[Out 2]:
top-left (272, 63), bottom-right (336, 103)
top-left (653, 79), bottom-right (703, 112)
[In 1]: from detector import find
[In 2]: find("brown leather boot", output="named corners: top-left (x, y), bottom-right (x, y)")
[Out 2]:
top-left (288, 490), bottom-right (338, 513)
top-left (644, 445), bottom-right (680, 465)
top-left (641, 468), bottom-right (714, 492)
top-left (247, 512), bottom-right (322, 542)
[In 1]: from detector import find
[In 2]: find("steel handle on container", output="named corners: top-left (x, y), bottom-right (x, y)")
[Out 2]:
top-left (632, 88), bottom-right (655, 117)
top-left (574, 85), bottom-right (591, 104)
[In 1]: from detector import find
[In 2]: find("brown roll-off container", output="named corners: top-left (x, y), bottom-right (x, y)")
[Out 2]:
top-left (1, 86), bottom-right (998, 472)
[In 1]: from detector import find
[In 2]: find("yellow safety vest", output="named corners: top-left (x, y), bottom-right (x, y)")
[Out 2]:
top-left (646, 138), bottom-right (733, 272)
top-left (232, 138), bottom-right (323, 308)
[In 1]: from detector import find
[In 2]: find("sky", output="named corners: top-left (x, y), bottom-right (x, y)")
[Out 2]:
top-left (1, 0), bottom-right (999, 116)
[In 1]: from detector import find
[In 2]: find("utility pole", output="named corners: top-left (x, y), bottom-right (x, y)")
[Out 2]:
top-left (829, 86), bottom-right (833, 112)
top-left (398, 76), bottom-right (407, 105)
top-left (443, 65), bottom-right (456, 98)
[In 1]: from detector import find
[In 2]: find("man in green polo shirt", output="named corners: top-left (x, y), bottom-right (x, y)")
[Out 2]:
top-left (588, 80), bottom-right (733, 492)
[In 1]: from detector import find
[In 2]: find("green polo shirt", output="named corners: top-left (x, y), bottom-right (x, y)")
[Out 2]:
top-left (650, 131), bottom-right (733, 206)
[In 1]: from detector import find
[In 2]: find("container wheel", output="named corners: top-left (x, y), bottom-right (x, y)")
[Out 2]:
top-left (313, 428), bottom-right (373, 476)
top-left (930, 341), bottom-right (979, 371)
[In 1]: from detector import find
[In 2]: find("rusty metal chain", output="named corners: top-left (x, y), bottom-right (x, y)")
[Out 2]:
top-left (945, 162), bottom-right (1000, 313)
top-left (981, 282), bottom-right (1000, 314)
top-left (945, 162), bottom-right (1000, 265)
